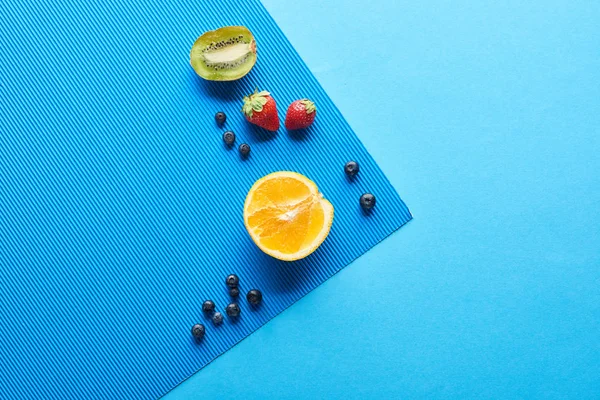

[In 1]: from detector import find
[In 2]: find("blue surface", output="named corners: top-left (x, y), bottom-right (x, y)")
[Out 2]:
top-left (0, 0), bottom-right (412, 399)
top-left (165, 0), bottom-right (600, 398)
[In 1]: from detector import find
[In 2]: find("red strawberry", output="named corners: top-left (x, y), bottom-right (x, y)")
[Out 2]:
top-left (242, 90), bottom-right (279, 131)
top-left (285, 99), bottom-right (316, 130)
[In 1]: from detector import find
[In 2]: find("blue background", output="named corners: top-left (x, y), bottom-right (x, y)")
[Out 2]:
top-left (166, 0), bottom-right (600, 398)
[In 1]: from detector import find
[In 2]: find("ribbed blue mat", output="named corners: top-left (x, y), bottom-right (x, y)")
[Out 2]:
top-left (0, 0), bottom-right (411, 398)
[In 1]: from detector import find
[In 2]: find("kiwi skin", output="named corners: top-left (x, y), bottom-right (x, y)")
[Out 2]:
top-left (190, 26), bottom-right (257, 81)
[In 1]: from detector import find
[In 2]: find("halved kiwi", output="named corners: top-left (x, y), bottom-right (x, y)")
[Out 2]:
top-left (190, 26), bottom-right (257, 81)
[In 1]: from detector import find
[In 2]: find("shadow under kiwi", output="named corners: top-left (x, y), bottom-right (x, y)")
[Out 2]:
top-left (190, 72), bottom-right (240, 101)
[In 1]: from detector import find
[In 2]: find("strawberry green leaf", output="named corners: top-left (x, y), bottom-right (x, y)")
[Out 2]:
top-left (243, 89), bottom-right (271, 117)
top-left (300, 99), bottom-right (316, 114)
top-left (242, 100), bottom-right (254, 117)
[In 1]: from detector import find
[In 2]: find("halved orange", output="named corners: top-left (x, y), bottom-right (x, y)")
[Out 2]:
top-left (243, 171), bottom-right (334, 261)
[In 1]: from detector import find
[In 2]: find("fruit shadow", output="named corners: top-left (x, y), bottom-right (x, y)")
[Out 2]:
top-left (190, 70), bottom-right (240, 102)
top-left (256, 244), bottom-right (333, 294)
top-left (360, 205), bottom-right (377, 217)
top-left (345, 173), bottom-right (360, 184)
top-left (192, 337), bottom-right (204, 345)
top-left (247, 123), bottom-right (278, 143)
top-left (287, 124), bottom-right (315, 142)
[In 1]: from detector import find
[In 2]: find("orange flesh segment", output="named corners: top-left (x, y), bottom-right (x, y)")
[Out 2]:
top-left (244, 172), bottom-right (333, 260)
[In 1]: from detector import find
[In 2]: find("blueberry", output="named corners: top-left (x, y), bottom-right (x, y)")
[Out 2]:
top-left (226, 303), bottom-right (241, 317)
top-left (222, 130), bottom-right (235, 146)
top-left (344, 161), bottom-right (360, 177)
top-left (239, 143), bottom-right (250, 157)
top-left (229, 287), bottom-right (240, 297)
top-left (212, 312), bottom-right (224, 325)
top-left (360, 193), bottom-right (376, 210)
top-left (246, 289), bottom-right (262, 305)
top-left (191, 323), bottom-right (205, 339)
top-left (226, 274), bottom-right (239, 288)
top-left (215, 111), bottom-right (226, 125)
top-left (202, 300), bottom-right (215, 313)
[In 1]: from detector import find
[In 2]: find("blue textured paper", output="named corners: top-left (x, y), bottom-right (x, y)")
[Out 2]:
top-left (0, 0), bottom-right (410, 398)
top-left (163, 0), bottom-right (600, 399)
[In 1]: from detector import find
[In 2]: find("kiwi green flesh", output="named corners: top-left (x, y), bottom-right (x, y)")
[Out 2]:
top-left (190, 26), bottom-right (257, 81)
